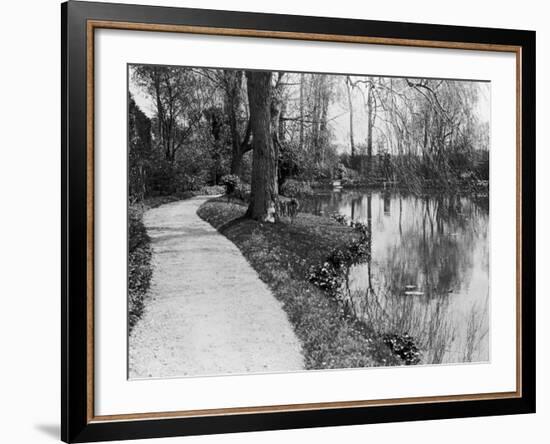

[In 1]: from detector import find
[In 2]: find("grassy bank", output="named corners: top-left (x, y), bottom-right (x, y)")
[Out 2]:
top-left (197, 198), bottom-right (398, 370)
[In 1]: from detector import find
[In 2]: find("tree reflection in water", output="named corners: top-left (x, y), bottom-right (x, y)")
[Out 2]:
top-left (303, 190), bottom-right (490, 365)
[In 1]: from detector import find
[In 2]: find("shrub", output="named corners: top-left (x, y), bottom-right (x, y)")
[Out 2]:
top-left (221, 174), bottom-right (241, 194)
top-left (337, 163), bottom-right (360, 181)
top-left (281, 179), bottom-right (313, 198)
top-left (308, 261), bottom-right (344, 295)
top-left (233, 182), bottom-right (251, 202)
top-left (308, 215), bottom-right (372, 299)
top-left (199, 184), bottom-right (225, 195)
top-left (175, 172), bottom-right (206, 192)
top-left (128, 205), bottom-right (153, 330)
top-left (383, 333), bottom-right (422, 365)
top-left (128, 243), bottom-right (152, 329)
top-left (128, 205), bottom-right (148, 252)
top-left (146, 159), bottom-right (210, 197)
top-left (331, 213), bottom-right (350, 226)
top-left (220, 174), bottom-right (251, 202)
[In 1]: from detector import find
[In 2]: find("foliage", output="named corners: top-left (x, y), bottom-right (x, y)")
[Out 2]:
top-left (128, 95), bottom-right (152, 203)
top-left (278, 140), bottom-right (304, 184)
top-left (147, 159), bottom-right (206, 197)
top-left (128, 205), bottom-right (153, 330)
top-left (331, 213), bottom-right (349, 226)
top-left (233, 182), bottom-right (251, 202)
top-left (280, 179), bottom-right (313, 198)
top-left (199, 184), bottom-right (225, 195)
top-left (307, 261), bottom-right (344, 294)
top-left (128, 67), bottom-right (239, 201)
top-left (220, 174), bottom-right (251, 202)
top-left (132, 65), bottom-right (207, 162)
top-left (337, 158), bottom-right (360, 182)
top-left (128, 205), bottom-right (149, 252)
top-left (383, 333), bottom-right (422, 365)
top-left (221, 174), bottom-right (241, 194)
top-left (307, 214), bottom-right (371, 299)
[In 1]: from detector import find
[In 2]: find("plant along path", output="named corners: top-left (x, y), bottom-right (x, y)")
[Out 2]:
top-left (129, 196), bottom-right (304, 378)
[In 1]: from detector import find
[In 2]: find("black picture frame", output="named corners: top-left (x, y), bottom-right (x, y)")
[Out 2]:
top-left (61, 1), bottom-right (536, 442)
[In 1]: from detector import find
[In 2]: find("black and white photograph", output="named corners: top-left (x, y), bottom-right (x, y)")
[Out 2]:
top-left (0, 0), bottom-right (543, 442)
top-left (127, 64), bottom-right (490, 379)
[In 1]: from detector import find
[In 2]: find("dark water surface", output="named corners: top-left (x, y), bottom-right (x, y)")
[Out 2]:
top-left (303, 190), bottom-right (490, 365)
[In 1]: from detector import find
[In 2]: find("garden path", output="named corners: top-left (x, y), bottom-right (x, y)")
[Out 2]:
top-left (129, 196), bottom-right (304, 378)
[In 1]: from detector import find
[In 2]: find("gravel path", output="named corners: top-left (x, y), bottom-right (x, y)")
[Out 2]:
top-left (129, 197), bottom-right (304, 378)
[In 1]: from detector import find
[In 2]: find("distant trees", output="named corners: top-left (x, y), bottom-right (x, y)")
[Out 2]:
top-left (276, 73), bottom-right (337, 181)
top-left (128, 95), bottom-right (152, 202)
top-left (132, 66), bottom-right (205, 162)
top-left (341, 76), bottom-right (489, 190)
top-left (128, 64), bottom-right (489, 217)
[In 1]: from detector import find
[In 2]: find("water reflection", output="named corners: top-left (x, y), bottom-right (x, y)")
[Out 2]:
top-left (303, 190), bottom-right (490, 365)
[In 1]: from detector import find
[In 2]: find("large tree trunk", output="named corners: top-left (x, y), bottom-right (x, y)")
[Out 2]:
top-left (246, 71), bottom-right (279, 222)
top-left (230, 150), bottom-right (244, 176)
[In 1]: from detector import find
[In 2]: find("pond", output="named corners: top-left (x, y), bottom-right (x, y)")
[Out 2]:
top-left (303, 189), bottom-right (490, 365)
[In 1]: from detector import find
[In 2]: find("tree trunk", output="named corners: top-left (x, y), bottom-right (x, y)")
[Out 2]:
top-left (319, 77), bottom-right (329, 167)
top-left (346, 76), bottom-right (355, 160)
top-left (223, 70), bottom-right (252, 176)
top-left (230, 149), bottom-right (243, 176)
top-left (366, 83), bottom-right (374, 178)
top-left (271, 72), bottom-right (284, 156)
top-left (152, 69), bottom-right (169, 160)
top-left (299, 73), bottom-right (305, 151)
top-left (245, 71), bottom-right (279, 222)
top-left (311, 77), bottom-right (320, 161)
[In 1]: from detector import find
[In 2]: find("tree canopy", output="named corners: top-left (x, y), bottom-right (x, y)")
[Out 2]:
top-left (129, 64), bottom-right (490, 220)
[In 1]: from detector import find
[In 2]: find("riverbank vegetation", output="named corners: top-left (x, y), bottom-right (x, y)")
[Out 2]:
top-left (128, 205), bottom-right (152, 331)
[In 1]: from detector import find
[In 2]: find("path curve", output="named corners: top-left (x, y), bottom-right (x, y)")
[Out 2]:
top-left (129, 196), bottom-right (304, 378)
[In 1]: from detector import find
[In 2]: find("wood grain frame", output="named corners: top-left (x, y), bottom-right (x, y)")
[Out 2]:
top-left (62, 1), bottom-right (536, 442)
